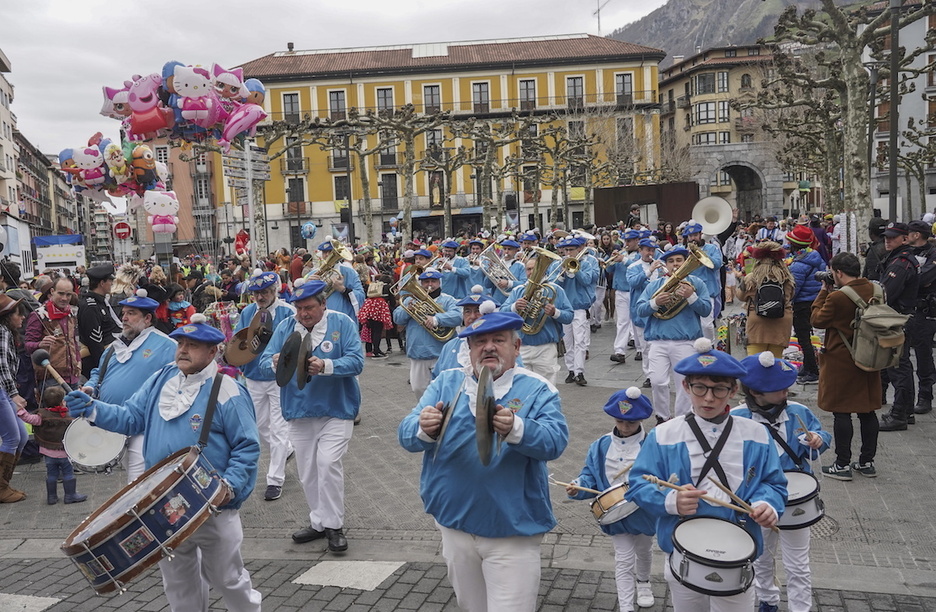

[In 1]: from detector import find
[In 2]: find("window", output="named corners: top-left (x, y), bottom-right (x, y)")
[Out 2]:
top-left (616, 73), bottom-right (634, 105)
top-left (740, 73), bottom-right (753, 89)
top-left (288, 177), bottom-right (305, 203)
top-left (519, 79), bottom-right (536, 110)
top-left (696, 73), bottom-right (715, 95)
top-left (329, 90), bottom-right (346, 121)
top-left (567, 76), bottom-right (584, 109)
top-left (719, 131), bottom-right (731, 144)
top-left (334, 175), bottom-right (350, 202)
top-left (381, 174), bottom-right (398, 210)
top-left (376, 88), bottom-right (394, 115)
top-left (283, 93), bottom-right (300, 123)
top-left (522, 166), bottom-right (539, 191)
top-left (378, 131), bottom-right (397, 166)
top-left (696, 102), bottom-right (717, 124)
top-left (472, 82), bottom-right (490, 114)
top-left (520, 124), bottom-right (538, 158)
top-left (426, 129), bottom-right (443, 149)
top-left (928, 55), bottom-right (936, 88)
top-left (285, 136), bottom-right (304, 172)
top-left (568, 120), bottom-right (586, 140)
top-left (748, 47), bottom-right (761, 56)
top-left (741, 133), bottom-right (755, 143)
top-left (194, 177), bottom-right (210, 201)
top-left (616, 117), bottom-right (634, 151)
top-left (155, 146), bottom-right (169, 165)
top-left (694, 132), bottom-right (717, 145)
top-left (720, 171), bottom-right (732, 186)
top-left (725, 49), bottom-right (737, 58)
top-left (424, 85), bottom-right (441, 114)
top-left (718, 101), bottom-right (731, 123)
top-left (717, 71), bottom-right (729, 93)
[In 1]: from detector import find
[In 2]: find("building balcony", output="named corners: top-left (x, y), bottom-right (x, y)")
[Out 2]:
top-left (676, 96), bottom-right (691, 109)
top-left (328, 155), bottom-right (353, 172)
top-left (375, 152), bottom-right (399, 169)
top-left (281, 157), bottom-right (309, 174)
top-left (381, 196), bottom-right (399, 212)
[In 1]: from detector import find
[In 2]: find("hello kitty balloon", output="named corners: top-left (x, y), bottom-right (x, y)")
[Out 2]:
top-left (143, 190), bottom-right (180, 234)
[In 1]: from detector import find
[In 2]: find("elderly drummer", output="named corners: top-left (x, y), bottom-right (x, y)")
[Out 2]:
top-left (399, 311), bottom-right (568, 612)
top-left (65, 314), bottom-right (262, 612)
top-left (81, 289), bottom-right (177, 483)
top-left (627, 339), bottom-right (787, 612)
top-left (258, 278), bottom-right (364, 553)
top-left (230, 270), bottom-right (296, 502)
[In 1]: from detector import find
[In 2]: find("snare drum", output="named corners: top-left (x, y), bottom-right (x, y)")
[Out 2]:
top-left (778, 471), bottom-right (824, 530)
top-left (590, 483), bottom-right (639, 525)
top-left (63, 418), bottom-right (127, 473)
top-left (669, 517), bottom-right (757, 596)
top-left (61, 447), bottom-right (227, 594)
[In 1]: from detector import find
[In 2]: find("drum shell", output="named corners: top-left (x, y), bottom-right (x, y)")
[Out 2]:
top-left (61, 448), bottom-right (225, 594)
top-left (590, 483), bottom-right (639, 525)
top-left (778, 471), bottom-right (824, 530)
top-left (669, 517), bottom-right (756, 597)
top-left (63, 418), bottom-right (127, 473)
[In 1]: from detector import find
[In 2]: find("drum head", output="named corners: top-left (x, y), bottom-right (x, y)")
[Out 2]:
top-left (673, 517), bottom-right (756, 563)
top-left (64, 419), bottom-right (126, 467)
top-left (475, 366), bottom-right (495, 466)
top-left (785, 471), bottom-right (819, 502)
top-left (296, 333), bottom-right (313, 391)
top-left (275, 332), bottom-right (303, 387)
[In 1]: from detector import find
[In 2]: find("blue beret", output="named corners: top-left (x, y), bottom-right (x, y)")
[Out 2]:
top-left (500, 240), bottom-right (520, 249)
top-left (557, 239), bottom-right (571, 249)
top-left (457, 292), bottom-right (494, 307)
top-left (118, 292), bottom-right (159, 312)
top-left (318, 242), bottom-right (334, 252)
top-left (603, 387), bottom-right (653, 420)
top-left (623, 230), bottom-right (640, 240)
top-left (468, 239), bottom-right (484, 247)
top-left (458, 311), bottom-right (524, 338)
top-left (739, 352), bottom-right (799, 392)
top-left (659, 246), bottom-right (690, 261)
top-left (682, 223), bottom-right (703, 236)
top-left (639, 230), bottom-right (652, 239)
top-left (289, 279), bottom-right (328, 302)
top-left (418, 269), bottom-right (443, 280)
top-left (572, 237), bottom-right (587, 246)
top-left (520, 233), bottom-right (538, 242)
top-left (441, 240), bottom-right (459, 249)
top-left (248, 271), bottom-right (279, 291)
top-left (638, 238), bottom-right (657, 249)
top-left (414, 249), bottom-right (433, 259)
top-left (169, 315), bottom-right (225, 344)
top-left (674, 339), bottom-right (747, 379)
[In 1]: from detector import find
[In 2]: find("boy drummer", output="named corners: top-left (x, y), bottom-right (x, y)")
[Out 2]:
top-left (732, 352), bottom-right (830, 612)
top-left (628, 338), bottom-right (787, 612)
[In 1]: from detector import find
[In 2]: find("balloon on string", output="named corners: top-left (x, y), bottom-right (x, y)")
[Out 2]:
top-left (389, 216), bottom-right (398, 228)
top-left (301, 222), bottom-right (317, 240)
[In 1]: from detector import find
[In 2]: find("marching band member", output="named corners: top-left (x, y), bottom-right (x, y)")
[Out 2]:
top-left (607, 229), bottom-right (641, 363)
top-left (626, 239), bottom-right (664, 388)
top-left (483, 239), bottom-right (527, 306)
top-left (558, 236), bottom-right (599, 386)
top-left (519, 232), bottom-right (539, 262)
top-left (398, 311), bottom-right (569, 612)
top-left (502, 254), bottom-right (574, 385)
top-left (231, 270), bottom-right (296, 501)
top-left (260, 279), bottom-right (364, 553)
top-left (311, 240), bottom-right (365, 320)
top-left (466, 239), bottom-right (487, 289)
top-left (682, 222), bottom-right (724, 341)
top-left (627, 339), bottom-right (787, 612)
top-left (393, 269), bottom-right (463, 398)
top-left (432, 287), bottom-right (496, 377)
top-left (635, 246), bottom-right (711, 421)
top-left (438, 240), bottom-right (471, 300)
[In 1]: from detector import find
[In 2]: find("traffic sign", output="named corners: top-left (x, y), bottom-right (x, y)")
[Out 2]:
top-left (224, 167), bottom-right (247, 179)
top-left (113, 222), bottom-right (132, 240)
top-left (227, 178), bottom-right (248, 189)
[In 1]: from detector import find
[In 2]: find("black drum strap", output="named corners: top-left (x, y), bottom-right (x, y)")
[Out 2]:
top-left (92, 346), bottom-right (117, 399)
top-left (198, 373), bottom-right (225, 449)
top-left (685, 413), bottom-right (732, 488)
top-left (765, 423), bottom-right (807, 471)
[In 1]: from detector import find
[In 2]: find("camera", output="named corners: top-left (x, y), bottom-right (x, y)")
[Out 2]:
top-left (814, 270), bottom-right (834, 285)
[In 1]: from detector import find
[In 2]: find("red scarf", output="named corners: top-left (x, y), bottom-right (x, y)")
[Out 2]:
top-left (46, 404), bottom-right (69, 415)
top-left (46, 301), bottom-right (71, 320)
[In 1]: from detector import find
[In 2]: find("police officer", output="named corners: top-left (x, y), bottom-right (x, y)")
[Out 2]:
top-left (879, 222), bottom-right (920, 432)
top-left (78, 264), bottom-right (121, 379)
top-left (907, 220), bottom-right (936, 416)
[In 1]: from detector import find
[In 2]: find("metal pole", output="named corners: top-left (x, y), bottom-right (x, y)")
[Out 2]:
top-left (888, 0), bottom-right (900, 222)
top-left (246, 147), bottom-right (257, 266)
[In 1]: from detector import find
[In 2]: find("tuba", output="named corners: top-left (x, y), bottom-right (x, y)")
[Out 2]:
top-left (478, 243), bottom-right (518, 296)
top-left (692, 196), bottom-right (734, 236)
top-left (308, 240), bottom-right (353, 298)
top-left (391, 272), bottom-right (455, 342)
top-left (651, 243), bottom-right (714, 320)
top-left (519, 247), bottom-right (562, 334)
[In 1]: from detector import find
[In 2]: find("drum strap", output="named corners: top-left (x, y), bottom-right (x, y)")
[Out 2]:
top-left (765, 423), bottom-right (808, 471)
top-left (685, 413), bottom-right (732, 488)
top-left (198, 373), bottom-right (225, 449)
top-left (92, 346), bottom-right (117, 398)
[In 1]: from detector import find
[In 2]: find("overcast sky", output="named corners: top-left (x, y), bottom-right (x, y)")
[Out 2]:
top-left (1, 0), bottom-right (668, 156)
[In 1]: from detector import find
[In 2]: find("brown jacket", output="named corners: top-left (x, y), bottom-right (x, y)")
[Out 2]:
top-left (810, 279), bottom-right (882, 414)
top-left (736, 277), bottom-right (794, 347)
top-left (25, 305), bottom-right (82, 385)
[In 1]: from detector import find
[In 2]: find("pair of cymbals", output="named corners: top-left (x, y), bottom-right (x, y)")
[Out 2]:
top-left (224, 310), bottom-right (274, 366)
top-left (475, 366), bottom-right (500, 467)
top-left (274, 331), bottom-right (312, 389)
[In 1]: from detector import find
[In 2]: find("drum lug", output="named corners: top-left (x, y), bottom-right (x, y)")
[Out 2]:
top-left (679, 555), bottom-right (689, 580)
top-left (741, 561), bottom-right (752, 586)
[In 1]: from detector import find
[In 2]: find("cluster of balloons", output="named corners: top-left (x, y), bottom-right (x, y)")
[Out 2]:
top-left (101, 62), bottom-right (267, 154)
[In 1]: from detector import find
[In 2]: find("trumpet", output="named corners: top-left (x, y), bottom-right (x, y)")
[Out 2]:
top-left (547, 247), bottom-right (589, 282)
top-left (390, 272), bottom-right (455, 342)
top-left (650, 243), bottom-right (714, 319)
top-left (307, 240), bottom-right (353, 298)
top-left (519, 247), bottom-right (562, 334)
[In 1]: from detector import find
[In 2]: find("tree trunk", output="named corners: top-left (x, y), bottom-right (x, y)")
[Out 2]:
top-left (443, 166), bottom-right (454, 238)
top-left (905, 171), bottom-right (913, 221)
top-left (550, 163), bottom-right (560, 229)
top-left (839, 47), bottom-right (873, 257)
top-left (401, 132), bottom-right (416, 244)
top-left (357, 150), bottom-right (373, 245)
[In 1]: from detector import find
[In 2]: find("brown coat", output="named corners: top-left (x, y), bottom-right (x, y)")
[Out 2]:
top-left (736, 276), bottom-right (794, 347)
top-left (810, 279), bottom-right (882, 414)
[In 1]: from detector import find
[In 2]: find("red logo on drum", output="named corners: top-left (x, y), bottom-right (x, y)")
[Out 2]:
top-left (161, 494), bottom-right (190, 525)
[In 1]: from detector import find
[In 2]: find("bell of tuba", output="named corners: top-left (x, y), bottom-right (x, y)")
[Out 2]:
top-left (391, 272), bottom-right (455, 342)
top-left (651, 243), bottom-right (714, 320)
top-left (478, 243), bottom-right (518, 296)
top-left (519, 247), bottom-right (562, 334)
top-left (692, 196), bottom-right (734, 237)
top-left (308, 240), bottom-right (353, 298)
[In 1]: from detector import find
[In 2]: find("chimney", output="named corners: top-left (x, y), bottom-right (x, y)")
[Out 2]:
top-left (287, 42), bottom-right (295, 53)
top-left (673, 55), bottom-right (684, 65)
top-left (695, 46), bottom-right (702, 54)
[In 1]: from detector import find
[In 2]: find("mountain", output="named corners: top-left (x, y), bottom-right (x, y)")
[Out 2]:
top-left (609, 0), bottom-right (822, 65)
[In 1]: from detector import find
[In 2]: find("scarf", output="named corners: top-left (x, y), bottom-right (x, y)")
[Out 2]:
top-left (168, 300), bottom-right (192, 311)
top-left (47, 301), bottom-right (71, 320)
top-left (46, 404), bottom-right (69, 415)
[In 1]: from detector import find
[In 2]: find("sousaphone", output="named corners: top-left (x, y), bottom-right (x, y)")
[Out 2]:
top-left (224, 309), bottom-right (274, 367)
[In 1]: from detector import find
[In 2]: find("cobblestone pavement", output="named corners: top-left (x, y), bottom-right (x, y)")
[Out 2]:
top-left (2, 304), bottom-right (936, 610)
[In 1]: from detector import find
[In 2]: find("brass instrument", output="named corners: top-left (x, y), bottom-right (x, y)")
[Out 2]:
top-left (308, 240), bottom-right (353, 298)
top-left (519, 247), bottom-right (562, 334)
top-left (478, 243), bottom-right (518, 296)
top-left (391, 271), bottom-right (455, 342)
top-left (650, 243), bottom-right (714, 320)
top-left (548, 247), bottom-right (589, 282)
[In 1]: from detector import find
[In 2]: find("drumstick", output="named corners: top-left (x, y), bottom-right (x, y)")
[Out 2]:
top-left (707, 477), bottom-right (779, 533)
top-left (548, 475), bottom-right (602, 495)
top-left (641, 474), bottom-right (748, 513)
top-left (611, 462), bottom-right (633, 481)
top-left (31, 349), bottom-right (73, 393)
top-left (794, 414), bottom-right (817, 444)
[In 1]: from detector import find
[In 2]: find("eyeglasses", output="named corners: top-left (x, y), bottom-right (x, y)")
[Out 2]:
top-left (688, 383), bottom-right (733, 399)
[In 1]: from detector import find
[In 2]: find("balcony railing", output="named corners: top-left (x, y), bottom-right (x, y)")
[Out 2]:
top-left (661, 100), bottom-right (676, 114)
top-left (375, 152), bottom-right (399, 168)
top-left (281, 157), bottom-right (309, 174)
top-left (617, 93), bottom-right (634, 107)
top-left (676, 96), bottom-right (691, 108)
top-left (381, 196), bottom-right (399, 211)
top-left (328, 155), bottom-right (353, 172)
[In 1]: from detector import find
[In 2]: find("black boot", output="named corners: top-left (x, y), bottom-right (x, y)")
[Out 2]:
top-left (879, 409), bottom-right (908, 432)
top-left (46, 481), bottom-right (58, 505)
top-left (63, 479), bottom-right (87, 504)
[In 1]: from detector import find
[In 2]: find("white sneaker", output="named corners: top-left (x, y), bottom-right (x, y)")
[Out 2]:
top-left (636, 581), bottom-right (654, 608)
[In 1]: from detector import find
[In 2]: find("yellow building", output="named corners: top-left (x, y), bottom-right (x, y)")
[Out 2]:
top-left (235, 33), bottom-right (664, 247)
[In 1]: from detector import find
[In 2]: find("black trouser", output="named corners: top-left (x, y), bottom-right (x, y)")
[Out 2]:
top-left (886, 339), bottom-right (914, 418)
top-left (833, 412), bottom-right (879, 466)
top-left (792, 301), bottom-right (818, 375)
top-left (908, 314), bottom-right (936, 404)
top-left (365, 320), bottom-right (384, 353)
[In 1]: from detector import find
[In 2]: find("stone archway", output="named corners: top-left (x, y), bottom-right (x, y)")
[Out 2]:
top-left (689, 143), bottom-right (786, 219)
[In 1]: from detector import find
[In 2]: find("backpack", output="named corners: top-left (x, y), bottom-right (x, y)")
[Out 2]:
top-left (754, 279), bottom-right (786, 318)
top-left (837, 284), bottom-right (909, 372)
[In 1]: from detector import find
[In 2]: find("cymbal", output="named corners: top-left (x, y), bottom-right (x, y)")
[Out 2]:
top-left (224, 309), bottom-right (274, 366)
top-left (275, 331), bottom-right (303, 387)
top-left (475, 366), bottom-right (496, 466)
top-left (296, 333), bottom-right (313, 391)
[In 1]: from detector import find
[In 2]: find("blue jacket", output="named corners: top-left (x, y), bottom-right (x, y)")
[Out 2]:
top-left (393, 293), bottom-right (463, 360)
top-left (731, 401), bottom-right (831, 473)
top-left (635, 275), bottom-right (711, 342)
top-left (626, 258), bottom-right (662, 329)
top-left (324, 262), bottom-right (366, 319)
top-left (432, 337), bottom-right (469, 379)
top-left (789, 248), bottom-right (826, 303)
top-left (558, 253), bottom-right (599, 310)
top-left (501, 282), bottom-right (574, 345)
top-left (688, 242), bottom-right (724, 299)
top-left (607, 252), bottom-right (640, 292)
top-left (441, 256), bottom-right (471, 300)
top-left (483, 259), bottom-right (527, 306)
top-left (232, 299), bottom-right (296, 381)
top-left (87, 328), bottom-right (177, 403)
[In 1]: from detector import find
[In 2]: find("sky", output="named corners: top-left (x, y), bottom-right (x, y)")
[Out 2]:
top-left (0, 0), bottom-right (668, 156)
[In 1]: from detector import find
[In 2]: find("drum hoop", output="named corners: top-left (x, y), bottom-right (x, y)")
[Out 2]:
top-left (784, 471), bottom-right (820, 504)
top-left (669, 552), bottom-right (752, 597)
top-left (61, 447), bottom-right (216, 554)
top-left (778, 497), bottom-right (825, 531)
top-left (671, 517), bottom-right (757, 567)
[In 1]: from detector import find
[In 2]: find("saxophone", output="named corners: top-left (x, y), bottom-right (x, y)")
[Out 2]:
top-left (391, 272), bottom-right (455, 342)
top-left (651, 243), bottom-right (714, 320)
top-left (519, 247), bottom-right (562, 334)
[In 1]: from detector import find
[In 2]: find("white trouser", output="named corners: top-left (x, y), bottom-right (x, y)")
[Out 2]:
top-left (563, 309), bottom-right (590, 375)
top-left (125, 434), bottom-right (145, 484)
top-left (159, 510), bottom-right (261, 612)
top-left (591, 285), bottom-right (607, 322)
top-left (700, 297), bottom-right (716, 342)
top-left (647, 339), bottom-right (696, 419)
top-left (611, 533), bottom-right (652, 612)
top-left (290, 416), bottom-right (353, 530)
top-left (664, 556), bottom-right (753, 612)
top-left (410, 358), bottom-right (437, 398)
top-left (614, 292), bottom-right (633, 355)
top-left (436, 521), bottom-right (542, 612)
top-left (634, 326), bottom-right (650, 377)
top-left (754, 526), bottom-right (812, 612)
top-left (246, 378), bottom-right (293, 487)
top-left (519, 342), bottom-right (560, 386)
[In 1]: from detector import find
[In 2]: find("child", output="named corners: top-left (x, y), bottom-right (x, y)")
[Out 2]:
top-left (733, 352), bottom-right (831, 612)
top-left (166, 283), bottom-right (195, 329)
top-left (16, 386), bottom-right (87, 505)
top-left (358, 281), bottom-right (392, 359)
top-left (628, 338), bottom-right (787, 612)
top-left (567, 387), bottom-right (656, 611)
